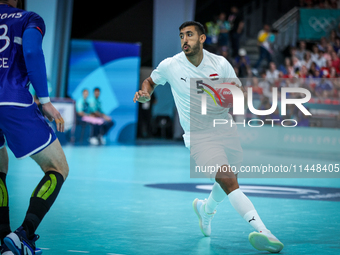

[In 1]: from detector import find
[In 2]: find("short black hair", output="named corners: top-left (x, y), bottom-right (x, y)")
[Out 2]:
top-left (94, 87), bottom-right (100, 91)
top-left (179, 21), bottom-right (205, 35)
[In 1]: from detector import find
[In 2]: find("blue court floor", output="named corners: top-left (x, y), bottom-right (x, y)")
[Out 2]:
top-left (4, 144), bottom-right (340, 255)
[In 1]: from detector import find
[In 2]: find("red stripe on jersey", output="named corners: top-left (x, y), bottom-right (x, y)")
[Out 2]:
top-left (35, 26), bottom-right (43, 35)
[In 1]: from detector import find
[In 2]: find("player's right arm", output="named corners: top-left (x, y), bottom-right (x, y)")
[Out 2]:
top-left (133, 77), bottom-right (156, 103)
top-left (133, 57), bottom-right (171, 103)
top-left (133, 58), bottom-right (171, 103)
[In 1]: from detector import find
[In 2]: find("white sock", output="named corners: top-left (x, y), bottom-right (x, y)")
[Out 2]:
top-left (205, 182), bottom-right (227, 214)
top-left (228, 188), bottom-right (268, 232)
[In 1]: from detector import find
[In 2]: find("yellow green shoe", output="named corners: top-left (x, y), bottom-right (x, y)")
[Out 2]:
top-left (248, 230), bottom-right (284, 253)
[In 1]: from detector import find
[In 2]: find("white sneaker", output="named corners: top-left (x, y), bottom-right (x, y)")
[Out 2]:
top-left (89, 137), bottom-right (99, 145)
top-left (248, 230), bottom-right (284, 253)
top-left (192, 198), bottom-right (215, 237)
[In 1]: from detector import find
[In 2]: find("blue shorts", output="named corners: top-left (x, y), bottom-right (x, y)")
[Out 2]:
top-left (0, 103), bottom-right (57, 159)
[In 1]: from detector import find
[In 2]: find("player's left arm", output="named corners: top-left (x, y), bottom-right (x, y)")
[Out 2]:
top-left (22, 27), bottom-right (64, 132)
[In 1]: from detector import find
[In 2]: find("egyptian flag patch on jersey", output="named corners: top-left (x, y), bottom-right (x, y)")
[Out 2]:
top-left (209, 73), bottom-right (219, 81)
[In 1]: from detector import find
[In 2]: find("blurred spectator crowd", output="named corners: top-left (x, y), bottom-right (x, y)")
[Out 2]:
top-left (202, 4), bottom-right (340, 128)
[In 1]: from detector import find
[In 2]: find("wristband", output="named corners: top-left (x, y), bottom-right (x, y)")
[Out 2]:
top-left (39, 97), bottom-right (50, 104)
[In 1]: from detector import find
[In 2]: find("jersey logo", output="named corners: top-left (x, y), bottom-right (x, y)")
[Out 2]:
top-left (248, 216), bottom-right (256, 222)
top-left (180, 77), bottom-right (187, 82)
top-left (209, 73), bottom-right (219, 81)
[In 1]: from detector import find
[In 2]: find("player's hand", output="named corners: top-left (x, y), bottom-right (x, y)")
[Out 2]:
top-left (41, 102), bottom-right (65, 132)
top-left (133, 90), bottom-right (151, 103)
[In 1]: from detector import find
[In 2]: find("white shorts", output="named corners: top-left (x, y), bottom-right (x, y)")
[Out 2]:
top-left (185, 124), bottom-right (243, 180)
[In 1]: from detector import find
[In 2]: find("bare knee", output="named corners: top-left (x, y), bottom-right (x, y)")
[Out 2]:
top-left (54, 163), bottom-right (69, 180)
top-left (63, 164), bottom-right (69, 180)
top-left (31, 140), bottom-right (69, 180)
top-left (215, 165), bottom-right (239, 195)
top-left (32, 154), bottom-right (69, 181)
top-left (57, 158), bottom-right (69, 180)
top-left (42, 161), bottom-right (69, 181)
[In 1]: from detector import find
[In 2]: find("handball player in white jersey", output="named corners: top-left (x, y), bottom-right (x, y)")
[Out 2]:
top-left (133, 21), bottom-right (283, 253)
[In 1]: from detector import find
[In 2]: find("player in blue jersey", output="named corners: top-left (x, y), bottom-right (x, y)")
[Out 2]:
top-left (0, 0), bottom-right (69, 254)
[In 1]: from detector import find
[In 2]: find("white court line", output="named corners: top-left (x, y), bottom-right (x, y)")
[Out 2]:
top-left (36, 248), bottom-right (124, 254)
top-left (67, 250), bottom-right (90, 253)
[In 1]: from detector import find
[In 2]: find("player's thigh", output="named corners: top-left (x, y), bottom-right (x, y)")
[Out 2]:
top-left (223, 136), bottom-right (243, 169)
top-left (0, 146), bottom-right (9, 174)
top-left (191, 141), bottom-right (230, 180)
top-left (31, 139), bottom-right (69, 180)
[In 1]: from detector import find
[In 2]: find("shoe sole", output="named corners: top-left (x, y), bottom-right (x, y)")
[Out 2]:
top-left (2, 252), bottom-right (14, 255)
top-left (4, 234), bottom-right (21, 255)
top-left (4, 233), bottom-right (38, 255)
top-left (248, 232), bottom-right (284, 253)
top-left (192, 198), bottom-right (210, 237)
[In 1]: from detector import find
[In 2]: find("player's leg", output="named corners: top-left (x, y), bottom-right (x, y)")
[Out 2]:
top-left (215, 168), bottom-right (268, 231)
top-left (4, 139), bottom-right (68, 255)
top-left (0, 146), bottom-right (11, 247)
top-left (0, 146), bottom-right (45, 255)
top-left (192, 177), bottom-right (227, 237)
top-left (192, 135), bottom-right (240, 218)
top-left (192, 125), bottom-right (242, 219)
top-left (191, 130), bottom-right (283, 252)
top-left (221, 133), bottom-right (283, 252)
top-left (23, 138), bottom-right (68, 239)
top-left (191, 141), bottom-right (229, 237)
top-left (216, 167), bottom-right (283, 252)
top-left (0, 103), bottom-right (66, 254)
top-left (204, 182), bottom-right (227, 214)
top-left (192, 163), bottom-right (238, 237)
top-left (0, 146), bottom-right (8, 174)
top-left (216, 133), bottom-right (267, 231)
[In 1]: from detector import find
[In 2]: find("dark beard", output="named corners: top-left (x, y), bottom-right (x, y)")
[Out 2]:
top-left (183, 40), bottom-right (200, 56)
